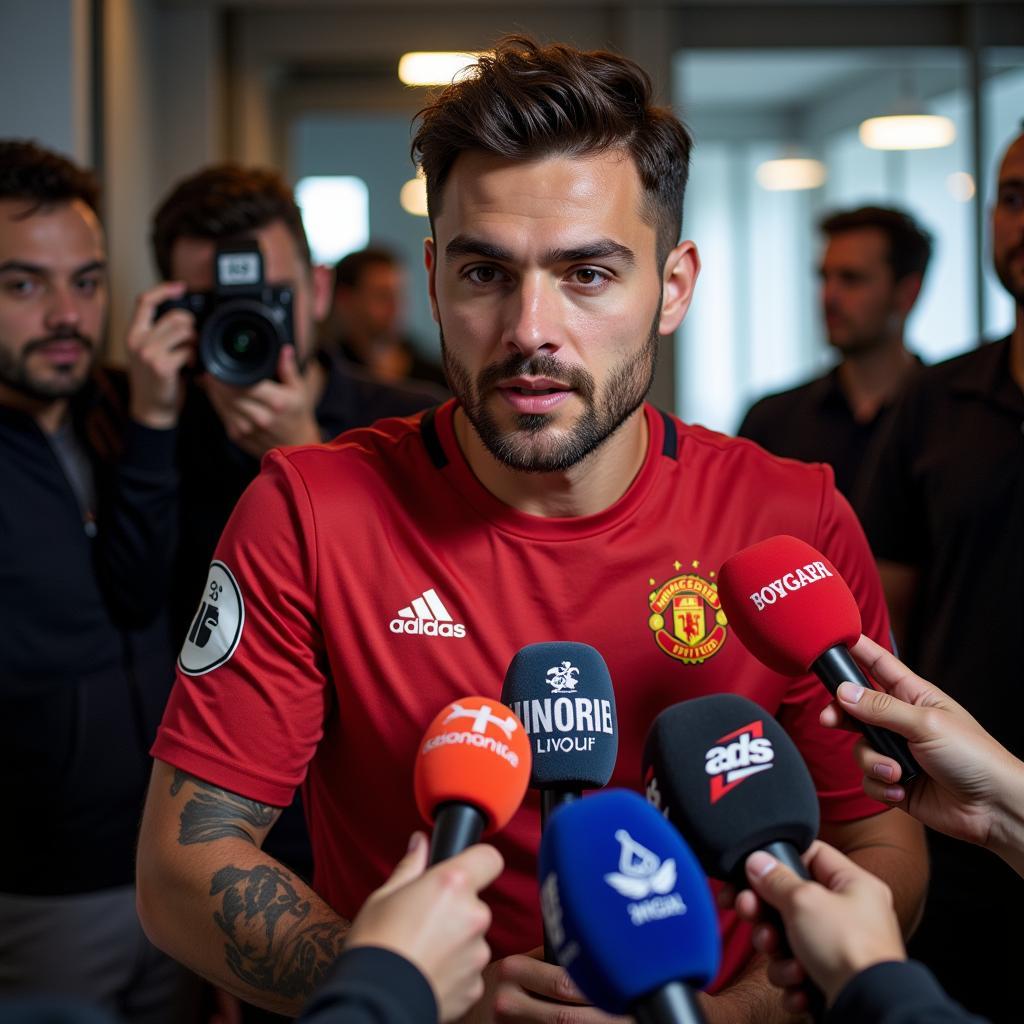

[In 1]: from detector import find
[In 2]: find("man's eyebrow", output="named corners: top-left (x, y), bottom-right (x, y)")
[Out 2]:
top-left (543, 240), bottom-right (636, 267)
top-left (0, 259), bottom-right (107, 276)
top-left (444, 235), bottom-right (636, 267)
top-left (445, 236), bottom-right (515, 263)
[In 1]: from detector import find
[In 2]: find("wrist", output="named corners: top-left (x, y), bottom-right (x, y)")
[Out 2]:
top-left (988, 757), bottom-right (1024, 875)
top-left (130, 402), bottom-right (178, 430)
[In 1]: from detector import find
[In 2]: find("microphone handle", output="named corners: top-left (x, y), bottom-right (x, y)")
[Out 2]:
top-left (633, 980), bottom-right (707, 1024)
top-left (541, 789), bottom-right (582, 963)
top-left (429, 802), bottom-right (486, 865)
top-left (541, 789), bottom-right (581, 831)
top-left (812, 645), bottom-right (921, 782)
top-left (759, 842), bottom-right (827, 1023)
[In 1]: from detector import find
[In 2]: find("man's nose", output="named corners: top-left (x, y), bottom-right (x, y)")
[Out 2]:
top-left (44, 284), bottom-right (82, 333)
top-left (503, 273), bottom-right (562, 358)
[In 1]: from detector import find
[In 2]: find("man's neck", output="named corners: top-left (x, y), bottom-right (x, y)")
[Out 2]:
top-left (0, 383), bottom-right (68, 435)
top-left (837, 340), bottom-right (915, 423)
top-left (453, 406), bottom-right (650, 519)
top-left (1010, 307), bottom-right (1024, 395)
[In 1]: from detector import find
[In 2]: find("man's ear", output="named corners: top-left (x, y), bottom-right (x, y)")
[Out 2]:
top-left (659, 240), bottom-right (700, 335)
top-left (424, 237), bottom-right (440, 324)
top-left (310, 264), bottom-right (334, 323)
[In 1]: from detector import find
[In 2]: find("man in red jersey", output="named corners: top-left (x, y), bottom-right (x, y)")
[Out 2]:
top-left (137, 37), bottom-right (926, 1022)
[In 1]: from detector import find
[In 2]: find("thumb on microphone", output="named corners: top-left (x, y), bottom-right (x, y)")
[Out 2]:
top-left (743, 842), bottom-right (906, 1007)
top-left (368, 831), bottom-right (429, 901)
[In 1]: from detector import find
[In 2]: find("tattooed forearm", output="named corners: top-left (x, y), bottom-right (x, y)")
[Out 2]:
top-left (172, 770), bottom-right (279, 846)
top-left (211, 864), bottom-right (346, 1000)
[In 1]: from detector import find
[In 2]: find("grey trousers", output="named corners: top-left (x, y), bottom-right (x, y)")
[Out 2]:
top-left (0, 885), bottom-right (203, 1023)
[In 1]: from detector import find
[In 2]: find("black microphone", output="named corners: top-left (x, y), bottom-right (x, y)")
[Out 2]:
top-left (502, 641), bottom-right (618, 961)
top-left (501, 641), bottom-right (618, 827)
top-left (643, 694), bottom-right (826, 1019)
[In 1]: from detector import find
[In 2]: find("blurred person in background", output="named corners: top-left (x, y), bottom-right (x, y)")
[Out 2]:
top-left (321, 246), bottom-right (447, 390)
top-left (0, 140), bottom-right (198, 1022)
top-left (855, 128), bottom-right (1024, 1024)
top-left (739, 206), bottom-right (931, 499)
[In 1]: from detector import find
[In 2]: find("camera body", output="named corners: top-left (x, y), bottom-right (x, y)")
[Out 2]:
top-left (156, 240), bottom-right (295, 387)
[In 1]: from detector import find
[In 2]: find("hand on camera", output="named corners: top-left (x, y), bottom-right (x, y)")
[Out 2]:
top-left (126, 281), bottom-right (195, 429)
top-left (201, 344), bottom-right (321, 458)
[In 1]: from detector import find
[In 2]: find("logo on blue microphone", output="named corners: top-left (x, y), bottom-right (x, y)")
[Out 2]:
top-left (604, 829), bottom-right (687, 926)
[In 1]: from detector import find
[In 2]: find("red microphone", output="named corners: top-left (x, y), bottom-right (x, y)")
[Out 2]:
top-left (718, 535), bottom-right (919, 782)
top-left (414, 696), bottom-right (532, 863)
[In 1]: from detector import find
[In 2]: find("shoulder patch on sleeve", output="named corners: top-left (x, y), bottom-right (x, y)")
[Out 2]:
top-left (178, 560), bottom-right (245, 676)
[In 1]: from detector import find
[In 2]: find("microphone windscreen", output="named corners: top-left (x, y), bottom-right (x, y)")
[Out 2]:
top-left (413, 696), bottom-right (531, 834)
top-left (642, 694), bottom-right (819, 884)
top-left (717, 535), bottom-right (861, 675)
top-left (539, 789), bottom-right (719, 1014)
top-left (501, 642), bottom-right (618, 789)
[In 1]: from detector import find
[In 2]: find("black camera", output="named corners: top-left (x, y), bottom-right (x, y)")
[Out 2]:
top-left (156, 240), bottom-right (294, 387)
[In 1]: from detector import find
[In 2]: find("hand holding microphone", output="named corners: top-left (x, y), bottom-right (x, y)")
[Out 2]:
top-left (821, 634), bottom-right (1024, 877)
top-left (642, 694), bottom-right (826, 1018)
top-left (736, 841), bottom-right (906, 1012)
top-left (413, 696), bottom-right (531, 863)
top-left (718, 535), bottom-right (920, 783)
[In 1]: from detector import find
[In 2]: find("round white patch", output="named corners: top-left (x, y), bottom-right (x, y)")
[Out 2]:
top-left (178, 561), bottom-right (245, 676)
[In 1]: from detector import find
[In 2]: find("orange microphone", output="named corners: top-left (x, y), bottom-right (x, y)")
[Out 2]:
top-left (414, 696), bottom-right (532, 863)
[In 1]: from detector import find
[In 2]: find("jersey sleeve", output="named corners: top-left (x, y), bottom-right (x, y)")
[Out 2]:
top-left (152, 448), bottom-right (329, 806)
top-left (776, 474), bottom-right (891, 823)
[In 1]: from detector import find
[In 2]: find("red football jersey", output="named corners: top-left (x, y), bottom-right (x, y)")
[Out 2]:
top-left (154, 401), bottom-right (888, 989)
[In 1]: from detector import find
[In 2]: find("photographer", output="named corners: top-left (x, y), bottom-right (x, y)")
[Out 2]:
top-left (146, 165), bottom-right (442, 658)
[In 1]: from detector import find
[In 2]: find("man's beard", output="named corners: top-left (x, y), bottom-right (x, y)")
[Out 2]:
top-left (440, 312), bottom-right (660, 474)
top-left (0, 329), bottom-right (96, 401)
top-left (995, 247), bottom-right (1024, 308)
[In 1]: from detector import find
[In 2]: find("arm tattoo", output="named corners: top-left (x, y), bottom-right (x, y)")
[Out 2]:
top-left (171, 769), bottom-right (278, 846)
top-left (211, 864), bottom-right (346, 1000)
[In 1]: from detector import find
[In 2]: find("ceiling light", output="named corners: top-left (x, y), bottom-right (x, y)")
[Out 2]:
top-left (755, 158), bottom-right (827, 191)
top-left (398, 51), bottom-right (481, 86)
top-left (947, 171), bottom-right (976, 202)
top-left (859, 114), bottom-right (956, 151)
top-left (400, 171), bottom-right (428, 217)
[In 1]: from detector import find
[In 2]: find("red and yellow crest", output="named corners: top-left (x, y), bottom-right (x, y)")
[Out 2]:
top-left (647, 565), bottom-right (728, 664)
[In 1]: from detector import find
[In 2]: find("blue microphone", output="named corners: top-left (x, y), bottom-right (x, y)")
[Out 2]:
top-left (539, 789), bottom-right (719, 1024)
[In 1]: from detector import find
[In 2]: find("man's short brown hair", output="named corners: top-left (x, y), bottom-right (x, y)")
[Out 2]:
top-left (820, 206), bottom-right (933, 282)
top-left (0, 139), bottom-right (100, 215)
top-left (411, 36), bottom-right (693, 265)
top-left (151, 163), bottom-right (311, 279)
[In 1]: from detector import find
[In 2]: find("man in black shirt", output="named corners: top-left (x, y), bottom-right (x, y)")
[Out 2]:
top-left (739, 206), bottom-right (931, 498)
top-left (857, 129), bottom-right (1024, 1023)
top-left (0, 142), bottom-right (196, 1018)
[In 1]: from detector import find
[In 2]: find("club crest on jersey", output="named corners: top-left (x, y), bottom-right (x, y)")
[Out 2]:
top-left (178, 561), bottom-right (244, 676)
top-left (647, 565), bottom-right (728, 665)
top-left (705, 720), bottom-right (775, 804)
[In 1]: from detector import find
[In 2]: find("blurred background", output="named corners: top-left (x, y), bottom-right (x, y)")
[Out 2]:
top-left (2, 0), bottom-right (1022, 430)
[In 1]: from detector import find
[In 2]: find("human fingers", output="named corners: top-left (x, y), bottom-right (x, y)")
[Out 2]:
top-left (370, 832), bottom-right (428, 900)
top-left (127, 281), bottom-right (188, 346)
top-left (849, 635), bottom-right (936, 706)
top-left (834, 680), bottom-right (937, 747)
top-left (442, 843), bottom-right (504, 894)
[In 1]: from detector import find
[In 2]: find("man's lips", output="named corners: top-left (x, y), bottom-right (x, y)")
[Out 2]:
top-left (32, 339), bottom-right (88, 363)
top-left (495, 377), bottom-right (574, 413)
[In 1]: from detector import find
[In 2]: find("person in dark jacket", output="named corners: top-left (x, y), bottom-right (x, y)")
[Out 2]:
top-left (0, 141), bottom-right (197, 1019)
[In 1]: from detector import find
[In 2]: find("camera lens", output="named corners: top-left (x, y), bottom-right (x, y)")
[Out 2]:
top-left (200, 300), bottom-right (284, 387)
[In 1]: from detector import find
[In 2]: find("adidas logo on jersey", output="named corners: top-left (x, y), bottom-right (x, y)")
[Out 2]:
top-left (389, 588), bottom-right (467, 638)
